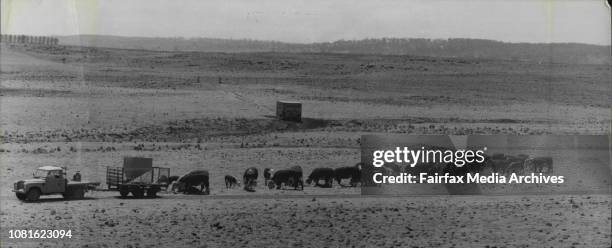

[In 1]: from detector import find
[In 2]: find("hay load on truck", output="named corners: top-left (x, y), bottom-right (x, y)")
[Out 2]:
top-left (13, 166), bottom-right (100, 202)
top-left (106, 157), bottom-right (170, 198)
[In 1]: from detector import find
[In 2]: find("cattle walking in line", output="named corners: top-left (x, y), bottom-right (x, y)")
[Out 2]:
top-left (243, 167), bottom-right (259, 192)
top-left (225, 175), bottom-right (240, 188)
top-left (334, 163), bottom-right (362, 187)
top-left (172, 170), bottom-right (210, 195)
top-left (525, 157), bottom-right (553, 173)
top-left (263, 168), bottom-right (274, 186)
top-left (269, 166), bottom-right (304, 190)
top-left (306, 167), bottom-right (335, 188)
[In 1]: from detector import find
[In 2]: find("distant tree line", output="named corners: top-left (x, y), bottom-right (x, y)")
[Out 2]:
top-left (308, 38), bottom-right (610, 64)
top-left (56, 35), bottom-right (611, 64)
top-left (1, 34), bottom-right (59, 45)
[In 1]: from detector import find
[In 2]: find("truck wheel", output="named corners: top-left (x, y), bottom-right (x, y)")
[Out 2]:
top-left (146, 188), bottom-right (157, 198)
top-left (15, 193), bottom-right (26, 200)
top-left (62, 193), bottom-right (72, 200)
top-left (74, 188), bottom-right (85, 199)
top-left (25, 188), bottom-right (41, 202)
top-left (63, 187), bottom-right (74, 200)
top-left (119, 190), bottom-right (129, 197)
top-left (132, 189), bottom-right (144, 198)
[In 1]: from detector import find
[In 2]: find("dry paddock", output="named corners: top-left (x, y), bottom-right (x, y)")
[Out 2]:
top-left (0, 192), bottom-right (610, 247)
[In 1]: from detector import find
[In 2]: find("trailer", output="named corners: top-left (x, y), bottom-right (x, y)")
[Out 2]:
top-left (106, 157), bottom-right (170, 198)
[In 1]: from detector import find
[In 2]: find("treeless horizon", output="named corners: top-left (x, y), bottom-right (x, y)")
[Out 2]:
top-left (2, 0), bottom-right (610, 45)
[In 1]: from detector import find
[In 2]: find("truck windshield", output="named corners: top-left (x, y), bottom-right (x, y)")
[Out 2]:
top-left (33, 169), bottom-right (48, 178)
top-left (34, 169), bottom-right (61, 178)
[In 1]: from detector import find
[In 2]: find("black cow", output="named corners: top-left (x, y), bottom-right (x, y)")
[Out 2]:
top-left (525, 157), bottom-right (553, 173)
top-left (288, 166), bottom-right (303, 178)
top-left (505, 161), bottom-right (524, 174)
top-left (168, 176), bottom-right (180, 184)
top-left (225, 175), bottom-right (240, 188)
top-left (269, 166), bottom-right (304, 190)
top-left (503, 155), bottom-right (527, 175)
top-left (490, 159), bottom-right (510, 174)
top-left (263, 168), bottom-right (274, 186)
top-left (160, 175), bottom-right (179, 191)
top-left (334, 163), bottom-right (361, 187)
top-left (173, 170), bottom-right (209, 195)
top-left (243, 167), bottom-right (259, 192)
top-left (489, 154), bottom-right (522, 175)
top-left (306, 168), bottom-right (335, 188)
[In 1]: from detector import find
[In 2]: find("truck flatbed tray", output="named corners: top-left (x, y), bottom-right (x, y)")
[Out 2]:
top-left (67, 181), bottom-right (100, 186)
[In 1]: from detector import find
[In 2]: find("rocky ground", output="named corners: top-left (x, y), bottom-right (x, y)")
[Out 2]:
top-left (1, 193), bottom-right (610, 247)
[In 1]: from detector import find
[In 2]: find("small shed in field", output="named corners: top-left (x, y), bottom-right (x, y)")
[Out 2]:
top-left (276, 101), bottom-right (302, 122)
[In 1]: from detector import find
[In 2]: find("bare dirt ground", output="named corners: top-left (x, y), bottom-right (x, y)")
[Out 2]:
top-left (1, 43), bottom-right (610, 247)
top-left (1, 194), bottom-right (610, 247)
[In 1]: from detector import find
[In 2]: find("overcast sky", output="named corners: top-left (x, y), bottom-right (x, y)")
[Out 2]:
top-left (1, 0), bottom-right (610, 45)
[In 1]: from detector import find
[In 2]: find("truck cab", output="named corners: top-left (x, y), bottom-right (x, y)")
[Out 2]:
top-left (14, 166), bottom-right (67, 201)
top-left (35, 166), bottom-right (67, 193)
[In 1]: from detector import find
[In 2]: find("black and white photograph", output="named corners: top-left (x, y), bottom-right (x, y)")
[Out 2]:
top-left (0, 0), bottom-right (610, 247)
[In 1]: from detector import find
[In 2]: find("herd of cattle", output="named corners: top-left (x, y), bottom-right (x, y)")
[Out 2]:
top-left (167, 163), bottom-right (363, 194)
top-left (166, 153), bottom-right (553, 194)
